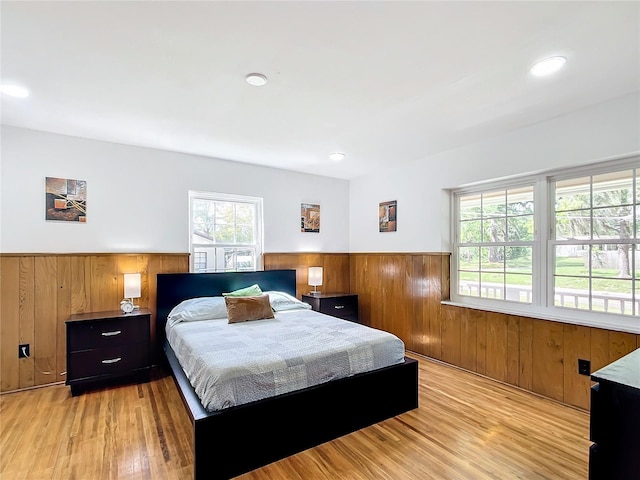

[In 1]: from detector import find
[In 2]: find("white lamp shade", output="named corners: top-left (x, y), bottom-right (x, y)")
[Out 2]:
top-left (124, 273), bottom-right (141, 299)
top-left (308, 267), bottom-right (323, 287)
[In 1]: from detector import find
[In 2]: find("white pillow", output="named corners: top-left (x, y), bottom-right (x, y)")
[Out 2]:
top-left (167, 297), bottom-right (228, 325)
top-left (265, 291), bottom-right (312, 312)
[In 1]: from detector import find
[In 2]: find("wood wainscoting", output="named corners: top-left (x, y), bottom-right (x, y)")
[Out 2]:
top-left (347, 252), bottom-right (639, 411)
top-left (0, 253), bottom-right (189, 393)
top-left (263, 252), bottom-right (350, 298)
top-left (3, 250), bottom-right (638, 410)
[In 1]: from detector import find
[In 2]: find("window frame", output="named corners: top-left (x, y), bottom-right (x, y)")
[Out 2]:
top-left (450, 156), bottom-right (640, 334)
top-left (454, 179), bottom-right (538, 305)
top-left (188, 191), bottom-right (264, 273)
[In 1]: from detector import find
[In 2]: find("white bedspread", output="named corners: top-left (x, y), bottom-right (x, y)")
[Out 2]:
top-left (166, 309), bottom-right (405, 412)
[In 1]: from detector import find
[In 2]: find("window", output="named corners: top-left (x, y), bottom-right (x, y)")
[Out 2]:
top-left (457, 186), bottom-right (534, 303)
top-left (552, 169), bottom-right (638, 316)
top-left (452, 157), bottom-right (639, 330)
top-left (193, 252), bottom-right (207, 272)
top-left (189, 191), bottom-right (263, 273)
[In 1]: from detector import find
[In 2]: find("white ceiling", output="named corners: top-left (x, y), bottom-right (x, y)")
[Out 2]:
top-left (1, 1), bottom-right (639, 180)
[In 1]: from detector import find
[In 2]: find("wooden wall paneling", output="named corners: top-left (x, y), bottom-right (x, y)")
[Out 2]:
top-left (608, 331), bottom-right (637, 361)
top-left (298, 253), bottom-right (315, 297)
top-left (56, 257), bottom-right (71, 380)
top-left (426, 255), bottom-right (443, 360)
top-left (263, 253), bottom-right (350, 299)
top-left (262, 254), bottom-right (278, 270)
top-left (372, 254), bottom-right (385, 332)
top-left (294, 253), bottom-right (311, 297)
top-left (356, 255), bottom-right (377, 327)
top-left (90, 255), bottom-right (118, 312)
top-left (531, 320), bottom-right (564, 402)
top-left (562, 324), bottom-right (591, 410)
top-left (390, 255), bottom-right (411, 345)
top-left (361, 255), bottom-right (377, 329)
top-left (5, 249), bottom-right (639, 406)
top-left (370, 255), bottom-right (388, 333)
top-left (506, 316), bottom-right (520, 386)
top-left (590, 328), bottom-right (610, 373)
top-left (161, 255), bottom-right (189, 274)
top-left (377, 254), bottom-right (391, 333)
top-left (70, 256), bottom-right (91, 314)
top-left (345, 252), bottom-right (432, 337)
top-left (473, 309), bottom-right (487, 375)
top-left (323, 254), bottom-right (350, 294)
top-left (341, 251), bottom-right (636, 410)
top-left (147, 255), bottom-right (163, 361)
top-left (18, 257), bottom-right (35, 389)
top-left (459, 308), bottom-right (477, 372)
top-left (1, 257), bottom-right (21, 391)
top-left (348, 256), bottom-right (360, 321)
top-left (296, 253), bottom-right (311, 297)
top-left (440, 254), bottom-right (451, 301)
top-left (519, 317), bottom-right (533, 391)
top-left (1, 253), bottom-right (189, 393)
top-left (136, 255), bottom-right (150, 310)
top-left (362, 255), bottom-right (381, 330)
top-left (408, 255), bottom-right (425, 355)
top-left (34, 256), bottom-right (57, 386)
top-left (440, 305), bottom-right (461, 366)
top-left (397, 255), bottom-right (412, 345)
top-left (486, 312), bottom-right (508, 383)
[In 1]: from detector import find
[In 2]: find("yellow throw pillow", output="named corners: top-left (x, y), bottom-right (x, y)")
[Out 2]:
top-left (225, 294), bottom-right (275, 324)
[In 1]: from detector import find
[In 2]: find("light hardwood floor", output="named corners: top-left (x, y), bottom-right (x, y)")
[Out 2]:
top-left (0, 353), bottom-right (590, 479)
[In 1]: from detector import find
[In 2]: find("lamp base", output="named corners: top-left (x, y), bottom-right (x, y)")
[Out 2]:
top-left (308, 291), bottom-right (321, 295)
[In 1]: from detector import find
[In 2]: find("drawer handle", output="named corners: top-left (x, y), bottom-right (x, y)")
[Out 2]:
top-left (101, 330), bottom-right (122, 337)
top-left (334, 305), bottom-right (345, 309)
top-left (101, 357), bottom-right (122, 364)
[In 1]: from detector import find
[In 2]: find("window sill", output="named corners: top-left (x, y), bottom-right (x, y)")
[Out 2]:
top-left (441, 299), bottom-right (640, 335)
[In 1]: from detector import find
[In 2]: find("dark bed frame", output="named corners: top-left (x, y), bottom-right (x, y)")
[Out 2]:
top-left (156, 270), bottom-right (418, 480)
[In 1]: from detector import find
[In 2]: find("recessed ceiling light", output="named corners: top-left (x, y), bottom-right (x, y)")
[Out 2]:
top-left (329, 152), bottom-right (345, 161)
top-left (529, 56), bottom-right (567, 77)
top-left (0, 84), bottom-right (29, 98)
top-left (245, 73), bottom-right (267, 87)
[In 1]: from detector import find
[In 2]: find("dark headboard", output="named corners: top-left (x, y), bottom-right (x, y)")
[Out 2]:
top-left (156, 269), bottom-right (297, 342)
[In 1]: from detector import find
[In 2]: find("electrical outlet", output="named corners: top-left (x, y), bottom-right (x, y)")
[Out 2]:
top-left (578, 358), bottom-right (591, 376)
top-left (18, 344), bottom-right (30, 358)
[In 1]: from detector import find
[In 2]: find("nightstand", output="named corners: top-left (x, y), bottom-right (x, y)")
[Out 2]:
top-left (66, 309), bottom-right (152, 395)
top-left (301, 293), bottom-right (359, 323)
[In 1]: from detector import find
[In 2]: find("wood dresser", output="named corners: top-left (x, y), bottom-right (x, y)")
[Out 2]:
top-left (302, 292), bottom-right (359, 323)
top-left (66, 309), bottom-right (152, 395)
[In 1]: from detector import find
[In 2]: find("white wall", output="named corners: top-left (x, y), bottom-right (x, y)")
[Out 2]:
top-left (349, 93), bottom-right (640, 253)
top-left (3, 93), bottom-right (638, 256)
top-left (0, 126), bottom-right (350, 253)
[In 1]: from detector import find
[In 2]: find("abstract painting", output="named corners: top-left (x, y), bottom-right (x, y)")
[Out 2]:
top-left (301, 203), bottom-right (320, 232)
top-left (379, 200), bottom-right (397, 232)
top-left (45, 177), bottom-right (87, 222)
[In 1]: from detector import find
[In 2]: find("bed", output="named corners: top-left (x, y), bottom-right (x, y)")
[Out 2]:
top-left (157, 270), bottom-right (418, 479)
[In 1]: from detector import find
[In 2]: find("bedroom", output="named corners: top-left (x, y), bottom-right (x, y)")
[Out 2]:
top-left (1, 1), bottom-right (639, 479)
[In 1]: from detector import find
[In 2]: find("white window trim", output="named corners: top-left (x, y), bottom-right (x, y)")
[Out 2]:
top-left (188, 190), bottom-right (264, 273)
top-left (449, 155), bottom-right (640, 334)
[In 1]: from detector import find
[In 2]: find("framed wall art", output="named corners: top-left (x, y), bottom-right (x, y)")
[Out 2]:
top-left (379, 200), bottom-right (397, 232)
top-left (45, 177), bottom-right (87, 222)
top-left (301, 203), bottom-right (320, 232)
